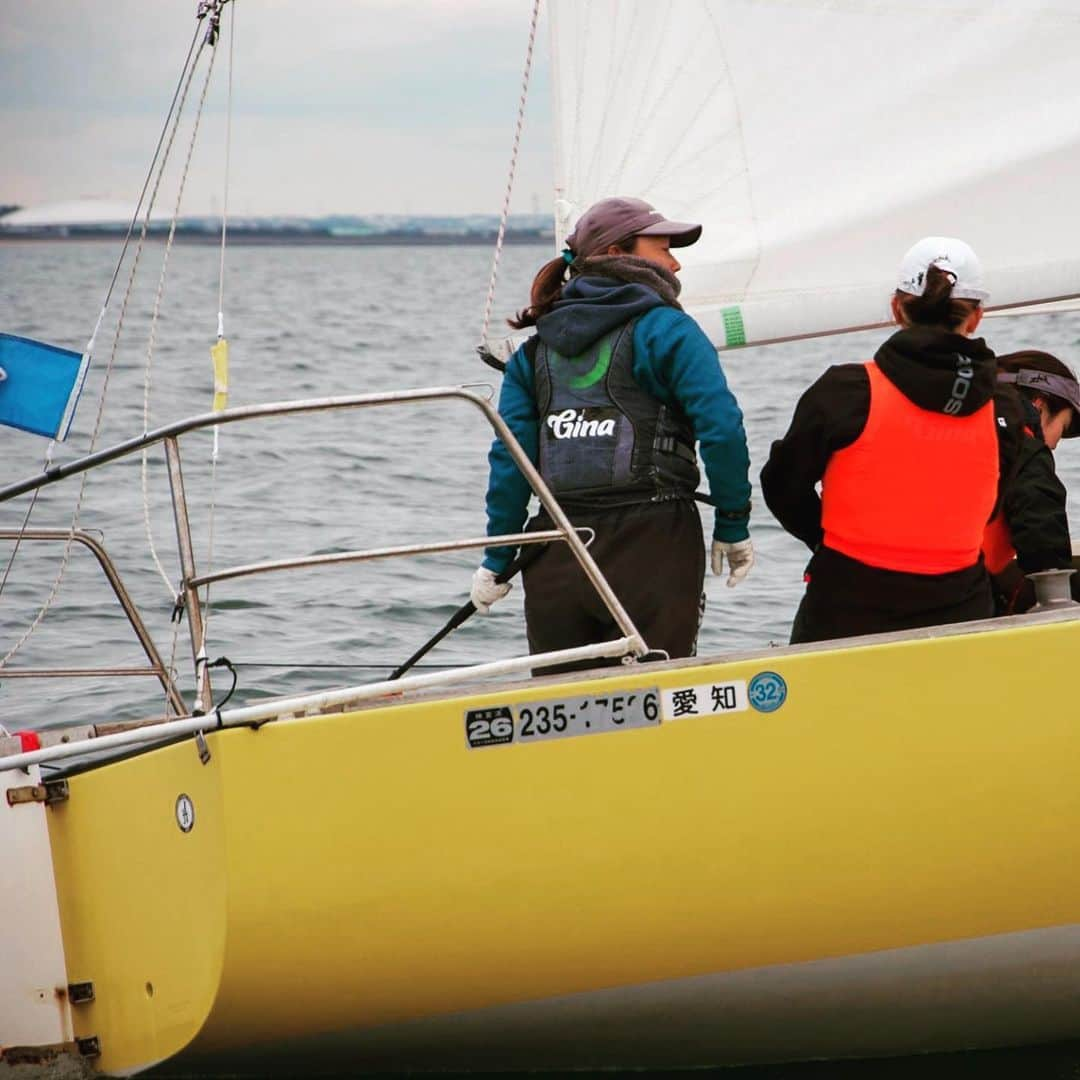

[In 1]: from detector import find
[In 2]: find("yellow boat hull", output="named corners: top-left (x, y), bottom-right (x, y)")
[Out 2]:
top-left (45, 611), bottom-right (1080, 1073)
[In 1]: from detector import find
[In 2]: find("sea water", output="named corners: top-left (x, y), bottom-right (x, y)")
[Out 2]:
top-left (5, 241), bottom-right (1080, 1079)
top-left (2, 239), bottom-right (1080, 730)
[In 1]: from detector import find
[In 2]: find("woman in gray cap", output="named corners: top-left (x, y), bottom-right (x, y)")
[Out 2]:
top-left (470, 196), bottom-right (753, 672)
top-left (984, 349), bottom-right (1078, 613)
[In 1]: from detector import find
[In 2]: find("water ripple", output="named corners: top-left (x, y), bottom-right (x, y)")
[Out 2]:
top-left (4, 241), bottom-right (1080, 728)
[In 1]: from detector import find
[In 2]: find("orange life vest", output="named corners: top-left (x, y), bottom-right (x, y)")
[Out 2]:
top-left (821, 360), bottom-right (998, 574)
top-left (981, 512), bottom-right (1015, 574)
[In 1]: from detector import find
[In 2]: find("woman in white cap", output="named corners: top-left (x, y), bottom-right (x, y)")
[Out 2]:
top-left (762, 236), bottom-right (1023, 643)
top-left (470, 196), bottom-right (753, 672)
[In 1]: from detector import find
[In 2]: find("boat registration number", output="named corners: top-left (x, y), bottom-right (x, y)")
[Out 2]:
top-left (465, 688), bottom-right (660, 750)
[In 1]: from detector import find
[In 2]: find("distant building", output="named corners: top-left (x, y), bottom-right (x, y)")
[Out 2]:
top-left (0, 199), bottom-right (170, 235)
top-left (0, 201), bottom-right (554, 246)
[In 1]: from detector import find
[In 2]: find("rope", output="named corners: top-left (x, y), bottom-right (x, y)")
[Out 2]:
top-left (0, 22), bottom-right (204, 612)
top-left (217, 1), bottom-right (234, 347)
top-left (201, 0), bottom-right (235, 675)
top-left (163, 614), bottom-right (185, 719)
top-left (477, 0), bottom-right (541, 352)
top-left (101, 21), bottom-right (206, 318)
top-left (0, 22), bottom-right (214, 671)
top-left (140, 36), bottom-right (222, 600)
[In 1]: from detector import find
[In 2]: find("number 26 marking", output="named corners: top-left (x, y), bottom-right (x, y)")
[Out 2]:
top-left (467, 716), bottom-right (512, 742)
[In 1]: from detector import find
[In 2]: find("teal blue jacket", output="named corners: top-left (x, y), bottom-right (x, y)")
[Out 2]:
top-left (483, 282), bottom-right (751, 572)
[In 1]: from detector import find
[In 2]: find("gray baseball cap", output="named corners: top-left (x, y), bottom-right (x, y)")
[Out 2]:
top-left (998, 367), bottom-right (1080, 437)
top-left (565, 197), bottom-right (702, 258)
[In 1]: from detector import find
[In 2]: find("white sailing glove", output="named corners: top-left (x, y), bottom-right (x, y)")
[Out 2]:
top-left (711, 538), bottom-right (755, 588)
top-left (471, 566), bottom-right (512, 614)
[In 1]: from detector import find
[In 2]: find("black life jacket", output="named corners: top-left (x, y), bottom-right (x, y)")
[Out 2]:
top-left (531, 319), bottom-right (699, 509)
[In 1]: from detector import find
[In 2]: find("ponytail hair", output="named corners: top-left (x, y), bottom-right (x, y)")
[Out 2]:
top-left (894, 265), bottom-right (981, 331)
top-left (508, 256), bottom-right (569, 330)
top-left (508, 237), bottom-right (638, 329)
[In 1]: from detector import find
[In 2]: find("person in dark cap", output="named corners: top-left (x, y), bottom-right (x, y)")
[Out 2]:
top-left (470, 196), bottom-right (753, 673)
top-left (983, 349), bottom-right (1078, 613)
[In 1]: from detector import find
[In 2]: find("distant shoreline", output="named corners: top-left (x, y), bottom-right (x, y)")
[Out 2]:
top-left (0, 229), bottom-right (553, 248)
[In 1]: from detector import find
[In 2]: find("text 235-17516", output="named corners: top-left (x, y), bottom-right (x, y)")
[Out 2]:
top-left (465, 689), bottom-right (660, 749)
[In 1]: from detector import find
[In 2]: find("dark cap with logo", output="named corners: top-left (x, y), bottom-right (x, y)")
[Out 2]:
top-left (565, 197), bottom-right (702, 259)
top-left (997, 350), bottom-right (1080, 438)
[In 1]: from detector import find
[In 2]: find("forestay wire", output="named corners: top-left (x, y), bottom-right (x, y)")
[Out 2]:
top-left (140, 9), bottom-right (226, 600)
top-left (477, 0), bottom-right (542, 364)
top-left (0, 17), bottom-right (207, 617)
top-left (0, 4), bottom-right (226, 673)
top-left (195, 0), bottom-right (237, 717)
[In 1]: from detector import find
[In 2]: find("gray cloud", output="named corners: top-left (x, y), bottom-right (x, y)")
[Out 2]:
top-left (1, 0), bottom-right (553, 215)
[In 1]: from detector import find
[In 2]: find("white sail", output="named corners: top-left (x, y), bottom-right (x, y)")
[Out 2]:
top-left (548, 0), bottom-right (1080, 348)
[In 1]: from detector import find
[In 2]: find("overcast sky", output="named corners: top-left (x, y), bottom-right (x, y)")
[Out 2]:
top-left (1, 0), bottom-right (553, 217)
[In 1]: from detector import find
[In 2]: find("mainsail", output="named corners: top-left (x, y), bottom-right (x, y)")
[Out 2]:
top-left (548, 1), bottom-right (1080, 349)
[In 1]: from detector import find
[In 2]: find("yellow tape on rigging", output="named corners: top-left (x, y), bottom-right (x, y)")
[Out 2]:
top-left (210, 337), bottom-right (229, 412)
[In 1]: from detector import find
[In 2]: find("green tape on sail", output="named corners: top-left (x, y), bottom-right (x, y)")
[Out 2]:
top-left (721, 306), bottom-right (746, 347)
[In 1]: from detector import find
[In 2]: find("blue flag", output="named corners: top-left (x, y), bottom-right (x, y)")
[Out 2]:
top-left (0, 333), bottom-right (89, 440)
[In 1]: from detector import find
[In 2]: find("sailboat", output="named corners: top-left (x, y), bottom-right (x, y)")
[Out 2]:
top-left (5, 1), bottom-right (1080, 1075)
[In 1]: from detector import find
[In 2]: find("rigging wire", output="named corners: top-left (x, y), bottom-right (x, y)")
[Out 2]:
top-left (204, 0), bottom-right (236, 622)
top-left (188, 0), bottom-right (236, 720)
top-left (477, 0), bottom-right (542, 356)
top-left (217, 0), bottom-right (235, 352)
top-left (0, 7), bottom-right (220, 671)
top-left (0, 491), bottom-right (42, 603)
top-left (100, 20), bottom-right (207, 321)
top-left (140, 26), bottom-right (224, 600)
top-left (0, 16), bottom-right (206, 613)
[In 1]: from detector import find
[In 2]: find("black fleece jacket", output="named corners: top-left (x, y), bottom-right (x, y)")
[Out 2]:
top-left (1000, 398), bottom-right (1071, 573)
top-left (761, 327), bottom-right (1023, 551)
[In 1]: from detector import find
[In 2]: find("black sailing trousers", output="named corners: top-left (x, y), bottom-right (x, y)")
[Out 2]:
top-left (789, 544), bottom-right (994, 644)
top-left (522, 499), bottom-right (705, 675)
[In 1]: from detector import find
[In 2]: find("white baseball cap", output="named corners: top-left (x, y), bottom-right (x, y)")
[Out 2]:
top-left (897, 236), bottom-right (988, 302)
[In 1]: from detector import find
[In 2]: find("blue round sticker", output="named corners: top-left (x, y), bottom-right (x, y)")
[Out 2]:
top-left (748, 671), bottom-right (787, 713)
